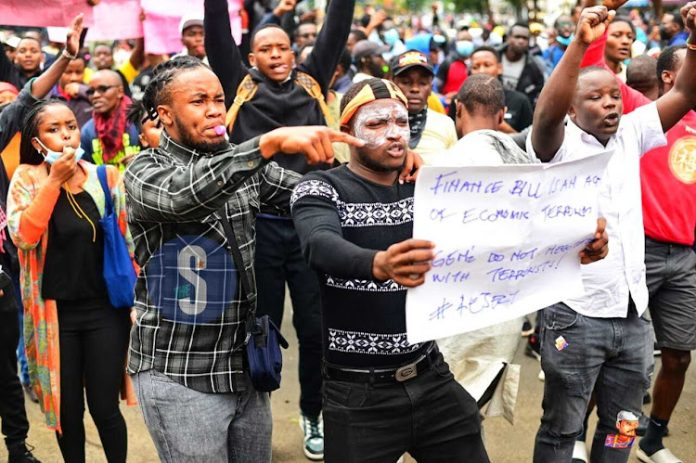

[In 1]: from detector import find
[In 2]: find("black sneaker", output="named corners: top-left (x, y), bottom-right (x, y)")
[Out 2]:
top-left (521, 320), bottom-right (534, 337)
top-left (8, 443), bottom-right (41, 463)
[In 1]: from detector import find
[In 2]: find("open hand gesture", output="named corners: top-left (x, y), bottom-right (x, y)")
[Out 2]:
top-left (65, 14), bottom-right (84, 57)
top-left (575, 6), bottom-right (615, 46)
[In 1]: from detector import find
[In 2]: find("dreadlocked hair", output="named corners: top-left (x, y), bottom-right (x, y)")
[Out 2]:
top-left (140, 55), bottom-right (208, 122)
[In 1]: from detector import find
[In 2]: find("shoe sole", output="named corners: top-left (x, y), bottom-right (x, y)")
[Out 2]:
top-left (303, 449), bottom-right (324, 461)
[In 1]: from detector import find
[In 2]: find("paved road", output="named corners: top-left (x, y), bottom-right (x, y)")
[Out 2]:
top-left (3, 305), bottom-right (695, 462)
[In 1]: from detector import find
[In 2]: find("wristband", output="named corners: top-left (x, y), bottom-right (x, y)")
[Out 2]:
top-left (62, 49), bottom-right (78, 60)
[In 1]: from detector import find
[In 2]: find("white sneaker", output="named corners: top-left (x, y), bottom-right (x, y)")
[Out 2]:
top-left (571, 440), bottom-right (588, 463)
top-left (300, 413), bottom-right (324, 461)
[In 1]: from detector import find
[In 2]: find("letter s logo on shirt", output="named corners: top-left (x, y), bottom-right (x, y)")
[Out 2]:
top-left (177, 245), bottom-right (208, 315)
top-left (147, 236), bottom-right (237, 324)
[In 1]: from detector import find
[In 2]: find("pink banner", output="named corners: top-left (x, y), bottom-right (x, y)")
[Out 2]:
top-left (86, 0), bottom-right (144, 41)
top-left (0, 0), bottom-right (94, 28)
top-left (141, 0), bottom-right (242, 55)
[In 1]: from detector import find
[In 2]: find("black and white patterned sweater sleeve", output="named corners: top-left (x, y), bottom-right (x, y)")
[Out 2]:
top-left (290, 172), bottom-right (377, 280)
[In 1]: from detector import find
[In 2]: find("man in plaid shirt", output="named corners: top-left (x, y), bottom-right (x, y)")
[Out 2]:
top-left (123, 57), bottom-right (362, 463)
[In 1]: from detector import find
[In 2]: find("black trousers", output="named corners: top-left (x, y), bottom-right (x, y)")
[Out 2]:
top-left (0, 307), bottom-right (29, 451)
top-left (56, 302), bottom-right (130, 463)
top-left (254, 216), bottom-right (323, 418)
top-left (323, 354), bottom-right (490, 463)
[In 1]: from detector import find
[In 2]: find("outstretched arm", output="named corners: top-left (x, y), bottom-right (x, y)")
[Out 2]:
top-left (301, 0), bottom-right (356, 94)
top-left (127, 37), bottom-right (145, 71)
top-left (532, 6), bottom-right (614, 161)
top-left (655, 2), bottom-right (696, 132)
top-left (31, 14), bottom-right (84, 98)
top-left (205, 0), bottom-right (248, 109)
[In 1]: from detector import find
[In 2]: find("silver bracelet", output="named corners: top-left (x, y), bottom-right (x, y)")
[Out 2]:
top-left (62, 49), bottom-right (78, 60)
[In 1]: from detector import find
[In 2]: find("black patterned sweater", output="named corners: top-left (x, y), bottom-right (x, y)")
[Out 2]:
top-left (291, 165), bottom-right (433, 368)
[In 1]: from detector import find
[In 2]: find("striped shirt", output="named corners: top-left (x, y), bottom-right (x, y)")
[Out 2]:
top-left (124, 132), bottom-right (299, 393)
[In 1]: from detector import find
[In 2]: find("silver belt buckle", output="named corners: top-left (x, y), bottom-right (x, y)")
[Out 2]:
top-left (395, 361), bottom-right (418, 382)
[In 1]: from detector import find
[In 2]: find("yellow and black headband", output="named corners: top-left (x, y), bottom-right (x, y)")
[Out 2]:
top-left (340, 79), bottom-right (408, 126)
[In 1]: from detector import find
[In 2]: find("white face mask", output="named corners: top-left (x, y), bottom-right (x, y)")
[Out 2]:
top-left (353, 101), bottom-right (410, 148)
top-left (33, 138), bottom-right (84, 165)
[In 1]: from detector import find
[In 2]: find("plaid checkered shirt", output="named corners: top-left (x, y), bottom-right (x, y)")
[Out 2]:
top-left (124, 132), bottom-right (300, 393)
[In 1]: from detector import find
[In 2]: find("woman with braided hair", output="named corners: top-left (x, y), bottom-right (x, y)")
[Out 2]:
top-left (6, 98), bottom-right (136, 463)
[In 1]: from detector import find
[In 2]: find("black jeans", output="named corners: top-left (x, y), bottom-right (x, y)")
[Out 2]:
top-left (0, 307), bottom-right (29, 451)
top-left (56, 302), bottom-right (130, 463)
top-left (323, 354), bottom-right (490, 463)
top-left (254, 216), bottom-right (323, 418)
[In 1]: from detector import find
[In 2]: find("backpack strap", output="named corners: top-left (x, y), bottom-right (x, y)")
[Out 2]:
top-left (225, 72), bottom-right (335, 132)
top-left (225, 74), bottom-right (259, 132)
top-left (96, 165), bottom-right (113, 216)
top-left (295, 71), bottom-right (335, 127)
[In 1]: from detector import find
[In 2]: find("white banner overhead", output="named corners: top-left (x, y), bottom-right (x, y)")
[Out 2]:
top-left (406, 152), bottom-right (612, 344)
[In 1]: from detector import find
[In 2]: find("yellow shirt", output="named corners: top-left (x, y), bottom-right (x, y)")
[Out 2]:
top-left (83, 60), bottom-right (138, 84)
top-left (414, 110), bottom-right (458, 165)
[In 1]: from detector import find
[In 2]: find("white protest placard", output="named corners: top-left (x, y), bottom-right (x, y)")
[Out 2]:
top-left (406, 152), bottom-right (611, 344)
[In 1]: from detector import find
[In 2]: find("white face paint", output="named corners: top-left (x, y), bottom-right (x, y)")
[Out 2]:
top-left (353, 100), bottom-right (410, 149)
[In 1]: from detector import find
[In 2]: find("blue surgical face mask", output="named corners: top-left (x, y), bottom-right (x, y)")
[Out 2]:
top-left (34, 138), bottom-right (85, 164)
top-left (383, 28), bottom-right (400, 47)
top-left (455, 40), bottom-right (474, 57)
top-left (557, 34), bottom-right (573, 47)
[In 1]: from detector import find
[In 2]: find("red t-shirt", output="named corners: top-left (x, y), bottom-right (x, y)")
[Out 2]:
top-left (581, 32), bottom-right (695, 245)
top-left (641, 111), bottom-right (696, 246)
top-left (442, 60), bottom-right (468, 95)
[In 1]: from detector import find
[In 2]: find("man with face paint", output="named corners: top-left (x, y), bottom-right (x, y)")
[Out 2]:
top-left (389, 50), bottom-right (456, 164)
top-left (291, 78), bottom-right (490, 463)
top-left (204, 0), bottom-right (356, 458)
top-left (530, 5), bottom-right (696, 462)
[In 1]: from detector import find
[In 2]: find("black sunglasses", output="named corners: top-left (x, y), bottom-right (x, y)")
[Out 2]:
top-left (86, 84), bottom-right (116, 97)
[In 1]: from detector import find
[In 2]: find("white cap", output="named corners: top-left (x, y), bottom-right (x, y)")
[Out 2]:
top-left (3, 35), bottom-right (20, 49)
top-left (179, 14), bottom-right (204, 35)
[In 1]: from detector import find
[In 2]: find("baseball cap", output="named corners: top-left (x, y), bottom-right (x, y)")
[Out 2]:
top-left (352, 40), bottom-right (389, 62)
top-left (179, 14), bottom-right (204, 35)
top-left (2, 35), bottom-right (21, 49)
top-left (390, 50), bottom-right (433, 77)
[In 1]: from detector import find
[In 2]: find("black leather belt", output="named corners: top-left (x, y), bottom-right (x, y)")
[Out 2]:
top-left (323, 345), bottom-right (440, 384)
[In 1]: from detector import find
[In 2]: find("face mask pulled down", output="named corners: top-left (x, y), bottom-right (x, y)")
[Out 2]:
top-left (34, 138), bottom-right (85, 165)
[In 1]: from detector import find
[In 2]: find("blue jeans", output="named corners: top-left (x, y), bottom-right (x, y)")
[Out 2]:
top-left (132, 369), bottom-right (272, 463)
top-left (533, 302), bottom-right (650, 463)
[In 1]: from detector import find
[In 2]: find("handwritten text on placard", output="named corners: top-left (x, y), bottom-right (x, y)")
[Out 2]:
top-left (406, 153), bottom-right (611, 344)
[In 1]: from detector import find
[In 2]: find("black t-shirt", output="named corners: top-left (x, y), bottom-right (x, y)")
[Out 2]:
top-left (291, 165), bottom-right (433, 368)
top-left (42, 189), bottom-right (107, 304)
top-left (504, 88), bottom-right (534, 133)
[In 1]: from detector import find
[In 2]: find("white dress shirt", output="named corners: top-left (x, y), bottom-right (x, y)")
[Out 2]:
top-left (527, 102), bottom-right (667, 318)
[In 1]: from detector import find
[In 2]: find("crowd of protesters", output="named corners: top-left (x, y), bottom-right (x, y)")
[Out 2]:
top-left (0, 1), bottom-right (694, 463)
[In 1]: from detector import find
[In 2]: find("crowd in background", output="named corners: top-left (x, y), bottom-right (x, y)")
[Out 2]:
top-left (0, 1), bottom-right (694, 463)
